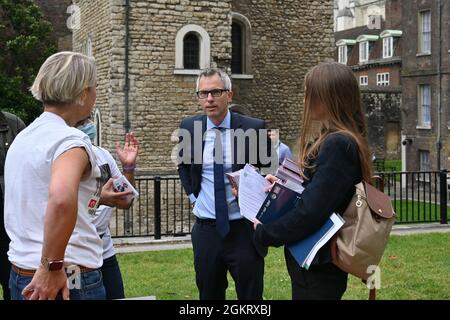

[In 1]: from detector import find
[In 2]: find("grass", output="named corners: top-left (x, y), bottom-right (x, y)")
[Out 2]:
top-left (2, 232), bottom-right (449, 300)
top-left (117, 232), bottom-right (450, 300)
top-left (392, 200), bottom-right (450, 223)
top-left (385, 160), bottom-right (402, 172)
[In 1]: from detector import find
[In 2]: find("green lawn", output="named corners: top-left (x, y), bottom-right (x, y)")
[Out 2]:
top-left (2, 232), bottom-right (449, 300)
top-left (385, 160), bottom-right (402, 172)
top-left (393, 200), bottom-right (450, 223)
top-left (117, 232), bottom-right (450, 300)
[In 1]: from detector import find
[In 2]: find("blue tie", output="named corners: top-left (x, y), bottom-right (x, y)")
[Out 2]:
top-left (213, 127), bottom-right (229, 238)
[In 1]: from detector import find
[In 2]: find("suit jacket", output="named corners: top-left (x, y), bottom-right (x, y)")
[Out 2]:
top-left (177, 112), bottom-right (272, 198)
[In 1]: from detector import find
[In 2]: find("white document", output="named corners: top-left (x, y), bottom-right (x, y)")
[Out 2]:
top-left (238, 164), bottom-right (272, 222)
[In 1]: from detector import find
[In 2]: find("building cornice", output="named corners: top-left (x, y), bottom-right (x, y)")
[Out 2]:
top-left (351, 57), bottom-right (402, 70)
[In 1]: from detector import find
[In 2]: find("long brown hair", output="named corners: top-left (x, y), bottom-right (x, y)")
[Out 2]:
top-left (298, 62), bottom-right (372, 182)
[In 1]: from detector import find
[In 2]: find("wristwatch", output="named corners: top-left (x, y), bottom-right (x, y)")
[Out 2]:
top-left (40, 257), bottom-right (64, 271)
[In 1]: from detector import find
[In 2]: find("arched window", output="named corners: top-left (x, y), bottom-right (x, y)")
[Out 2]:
top-left (175, 25), bottom-right (210, 75)
top-left (231, 22), bottom-right (243, 74)
top-left (183, 32), bottom-right (200, 69)
top-left (94, 108), bottom-right (102, 146)
top-left (231, 12), bottom-right (252, 78)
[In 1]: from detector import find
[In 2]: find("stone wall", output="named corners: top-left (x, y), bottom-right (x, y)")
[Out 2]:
top-left (73, 0), bottom-right (112, 160)
top-left (232, 0), bottom-right (335, 148)
top-left (74, 0), bottom-right (334, 174)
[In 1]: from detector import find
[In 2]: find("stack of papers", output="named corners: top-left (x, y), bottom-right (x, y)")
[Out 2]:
top-left (229, 160), bottom-right (344, 270)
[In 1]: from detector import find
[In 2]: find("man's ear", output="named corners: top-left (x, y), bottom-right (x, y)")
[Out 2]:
top-left (227, 90), bottom-right (234, 103)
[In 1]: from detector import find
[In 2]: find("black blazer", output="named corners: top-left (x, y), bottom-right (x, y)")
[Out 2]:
top-left (254, 133), bottom-right (363, 265)
top-left (177, 112), bottom-right (272, 199)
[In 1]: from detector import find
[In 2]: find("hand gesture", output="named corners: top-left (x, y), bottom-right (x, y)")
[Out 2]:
top-left (116, 132), bottom-right (139, 166)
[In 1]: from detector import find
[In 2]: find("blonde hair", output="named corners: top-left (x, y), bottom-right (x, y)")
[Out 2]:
top-left (30, 51), bottom-right (96, 106)
top-left (299, 62), bottom-right (372, 182)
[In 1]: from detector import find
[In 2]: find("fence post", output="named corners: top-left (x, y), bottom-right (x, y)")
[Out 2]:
top-left (440, 170), bottom-right (448, 224)
top-left (154, 176), bottom-right (162, 239)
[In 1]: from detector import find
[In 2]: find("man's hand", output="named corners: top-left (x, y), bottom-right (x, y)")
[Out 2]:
top-left (116, 132), bottom-right (139, 166)
top-left (99, 178), bottom-right (133, 209)
top-left (22, 268), bottom-right (69, 300)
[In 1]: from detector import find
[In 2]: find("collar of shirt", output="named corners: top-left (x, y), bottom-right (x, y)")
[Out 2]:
top-left (206, 110), bottom-right (231, 131)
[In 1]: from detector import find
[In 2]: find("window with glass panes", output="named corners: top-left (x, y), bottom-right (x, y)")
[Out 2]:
top-left (419, 11), bottom-right (431, 53)
top-left (183, 32), bottom-right (200, 69)
top-left (418, 84), bottom-right (431, 127)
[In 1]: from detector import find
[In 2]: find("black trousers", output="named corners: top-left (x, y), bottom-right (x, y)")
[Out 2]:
top-left (101, 255), bottom-right (125, 300)
top-left (191, 218), bottom-right (264, 300)
top-left (0, 196), bottom-right (11, 300)
top-left (285, 249), bottom-right (348, 300)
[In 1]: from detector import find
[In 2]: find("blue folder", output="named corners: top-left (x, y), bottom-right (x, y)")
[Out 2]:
top-left (256, 182), bottom-right (343, 269)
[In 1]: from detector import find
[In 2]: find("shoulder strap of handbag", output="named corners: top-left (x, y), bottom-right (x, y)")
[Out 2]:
top-left (366, 175), bottom-right (384, 300)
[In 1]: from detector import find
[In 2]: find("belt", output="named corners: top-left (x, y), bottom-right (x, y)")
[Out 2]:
top-left (195, 217), bottom-right (245, 226)
top-left (12, 264), bottom-right (96, 277)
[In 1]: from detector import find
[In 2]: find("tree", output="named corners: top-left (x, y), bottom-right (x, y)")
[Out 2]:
top-left (0, 0), bottom-right (56, 124)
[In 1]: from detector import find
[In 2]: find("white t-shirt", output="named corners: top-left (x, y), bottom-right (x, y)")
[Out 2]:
top-left (91, 146), bottom-right (122, 260)
top-left (4, 112), bottom-right (104, 269)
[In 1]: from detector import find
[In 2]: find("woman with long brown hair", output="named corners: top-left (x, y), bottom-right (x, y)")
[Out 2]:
top-left (254, 62), bottom-right (372, 300)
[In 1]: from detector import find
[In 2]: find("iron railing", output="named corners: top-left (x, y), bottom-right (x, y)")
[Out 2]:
top-left (111, 171), bottom-right (448, 238)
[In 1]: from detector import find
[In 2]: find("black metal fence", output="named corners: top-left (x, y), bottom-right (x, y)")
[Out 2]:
top-left (111, 171), bottom-right (448, 238)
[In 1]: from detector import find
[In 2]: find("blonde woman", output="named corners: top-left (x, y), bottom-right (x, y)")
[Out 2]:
top-left (4, 52), bottom-right (111, 300)
top-left (254, 62), bottom-right (373, 300)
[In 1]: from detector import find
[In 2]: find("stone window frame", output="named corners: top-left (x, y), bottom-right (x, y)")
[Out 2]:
top-left (174, 24), bottom-right (210, 75)
top-left (417, 84), bottom-right (432, 129)
top-left (231, 12), bottom-right (253, 80)
top-left (93, 108), bottom-right (102, 147)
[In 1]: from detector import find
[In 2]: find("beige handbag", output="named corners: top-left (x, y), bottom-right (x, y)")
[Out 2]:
top-left (331, 178), bottom-right (396, 299)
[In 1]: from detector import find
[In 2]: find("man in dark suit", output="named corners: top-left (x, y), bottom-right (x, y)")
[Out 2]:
top-left (177, 68), bottom-right (274, 300)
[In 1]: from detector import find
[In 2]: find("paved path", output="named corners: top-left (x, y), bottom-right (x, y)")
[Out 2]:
top-left (114, 223), bottom-right (450, 253)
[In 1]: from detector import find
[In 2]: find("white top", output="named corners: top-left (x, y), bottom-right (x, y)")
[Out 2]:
top-left (4, 112), bottom-right (103, 269)
top-left (91, 146), bottom-right (122, 260)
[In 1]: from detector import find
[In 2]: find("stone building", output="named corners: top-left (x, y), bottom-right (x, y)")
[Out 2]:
top-left (401, 0), bottom-right (450, 171)
top-left (72, 0), bottom-right (334, 175)
top-left (334, 0), bottom-right (402, 160)
top-left (334, 0), bottom-right (386, 32)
